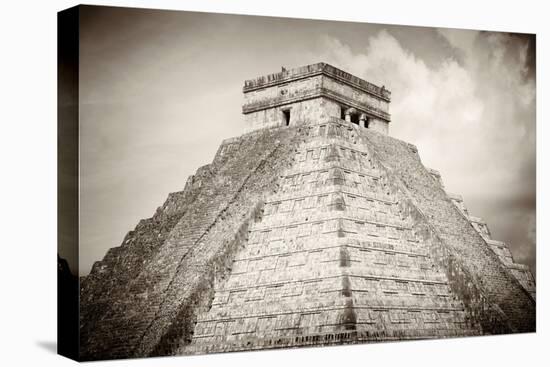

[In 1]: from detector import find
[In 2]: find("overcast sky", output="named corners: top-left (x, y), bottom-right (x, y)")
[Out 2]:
top-left (72, 6), bottom-right (536, 278)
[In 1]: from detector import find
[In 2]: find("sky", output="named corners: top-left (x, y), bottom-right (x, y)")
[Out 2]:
top-left (71, 5), bottom-right (536, 278)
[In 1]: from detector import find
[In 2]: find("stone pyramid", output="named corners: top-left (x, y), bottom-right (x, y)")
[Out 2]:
top-left (80, 63), bottom-right (536, 361)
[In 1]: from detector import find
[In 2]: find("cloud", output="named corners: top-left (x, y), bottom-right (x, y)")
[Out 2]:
top-left (314, 29), bottom-right (536, 275)
top-left (316, 31), bottom-right (484, 147)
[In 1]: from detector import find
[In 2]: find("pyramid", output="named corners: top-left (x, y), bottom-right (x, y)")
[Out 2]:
top-left (80, 63), bottom-right (536, 360)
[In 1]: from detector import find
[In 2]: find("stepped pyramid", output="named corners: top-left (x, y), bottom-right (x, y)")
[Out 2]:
top-left (80, 63), bottom-right (536, 361)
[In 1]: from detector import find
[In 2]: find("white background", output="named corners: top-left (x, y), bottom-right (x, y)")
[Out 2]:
top-left (0, 0), bottom-right (547, 366)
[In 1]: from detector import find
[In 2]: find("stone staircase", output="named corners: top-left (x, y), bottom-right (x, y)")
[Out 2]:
top-left (187, 119), bottom-right (482, 355)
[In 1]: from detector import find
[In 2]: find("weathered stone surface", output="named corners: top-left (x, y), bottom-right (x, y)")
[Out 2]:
top-left (242, 63), bottom-right (390, 134)
top-left (360, 128), bottom-right (535, 333)
top-left (80, 127), bottom-right (307, 360)
top-left (80, 63), bottom-right (535, 361)
top-left (448, 194), bottom-right (536, 301)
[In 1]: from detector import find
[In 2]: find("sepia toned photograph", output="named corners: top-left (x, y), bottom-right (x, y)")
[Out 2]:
top-left (57, 4), bottom-right (536, 361)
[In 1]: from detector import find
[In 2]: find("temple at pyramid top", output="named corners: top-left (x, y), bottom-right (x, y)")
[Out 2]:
top-left (242, 62), bottom-right (391, 134)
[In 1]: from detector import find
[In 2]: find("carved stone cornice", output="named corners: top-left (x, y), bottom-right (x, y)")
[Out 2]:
top-left (242, 86), bottom-right (391, 122)
top-left (243, 62), bottom-right (391, 102)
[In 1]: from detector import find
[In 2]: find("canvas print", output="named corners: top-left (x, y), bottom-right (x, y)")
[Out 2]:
top-left (57, 5), bottom-right (536, 361)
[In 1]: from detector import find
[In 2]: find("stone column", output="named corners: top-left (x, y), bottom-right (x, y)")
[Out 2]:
top-left (344, 108), bottom-right (356, 122)
top-left (359, 113), bottom-right (367, 128)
